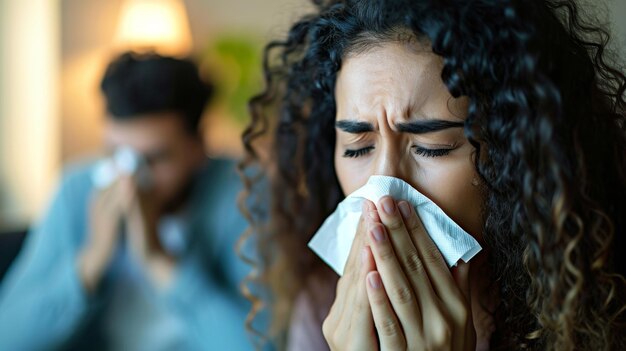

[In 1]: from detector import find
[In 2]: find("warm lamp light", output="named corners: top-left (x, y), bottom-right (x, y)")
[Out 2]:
top-left (113, 0), bottom-right (193, 57)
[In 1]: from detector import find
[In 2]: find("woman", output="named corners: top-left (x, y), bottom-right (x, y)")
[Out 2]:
top-left (240, 0), bottom-right (626, 349)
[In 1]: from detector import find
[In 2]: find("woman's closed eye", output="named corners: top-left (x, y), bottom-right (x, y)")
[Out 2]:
top-left (342, 145), bottom-right (455, 158)
top-left (343, 146), bottom-right (375, 158)
top-left (412, 145), bottom-right (453, 158)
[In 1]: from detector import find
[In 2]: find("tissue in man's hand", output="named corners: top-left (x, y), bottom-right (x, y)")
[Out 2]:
top-left (92, 147), bottom-right (152, 189)
top-left (308, 175), bottom-right (482, 275)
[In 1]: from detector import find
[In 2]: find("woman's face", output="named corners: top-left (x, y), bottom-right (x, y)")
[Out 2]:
top-left (333, 41), bottom-right (484, 239)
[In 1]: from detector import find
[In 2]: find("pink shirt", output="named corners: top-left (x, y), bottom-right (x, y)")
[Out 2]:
top-left (286, 275), bottom-right (337, 351)
top-left (284, 269), bottom-right (494, 350)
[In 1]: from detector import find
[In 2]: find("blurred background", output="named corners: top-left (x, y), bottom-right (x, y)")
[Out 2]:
top-left (0, 0), bottom-right (313, 279)
top-left (0, 0), bottom-right (624, 277)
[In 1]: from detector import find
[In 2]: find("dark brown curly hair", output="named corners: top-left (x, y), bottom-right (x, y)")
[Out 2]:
top-left (238, 0), bottom-right (626, 349)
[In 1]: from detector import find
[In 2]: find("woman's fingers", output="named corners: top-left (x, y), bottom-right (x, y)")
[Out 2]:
top-left (366, 221), bottom-right (424, 347)
top-left (345, 201), bottom-right (377, 347)
top-left (366, 270), bottom-right (406, 351)
top-left (372, 198), bottom-right (436, 327)
top-left (327, 245), bottom-right (377, 351)
top-left (324, 202), bottom-right (366, 338)
top-left (336, 201), bottom-right (371, 316)
top-left (396, 198), bottom-right (474, 350)
top-left (398, 199), bottom-right (470, 303)
top-left (323, 200), bottom-right (378, 351)
top-left (343, 200), bottom-right (375, 275)
top-left (394, 199), bottom-right (453, 295)
top-left (353, 246), bottom-right (377, 343)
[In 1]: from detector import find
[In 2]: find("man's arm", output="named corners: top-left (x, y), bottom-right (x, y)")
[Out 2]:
top-left (0, 169), bottom-right (93, 349)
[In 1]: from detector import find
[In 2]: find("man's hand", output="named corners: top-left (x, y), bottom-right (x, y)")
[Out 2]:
top-left (125, 186), bottom-right (174, 288)
top-left (77, 176), bottom-right (136, 293)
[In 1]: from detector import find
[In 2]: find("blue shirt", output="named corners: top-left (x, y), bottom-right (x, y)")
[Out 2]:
top-left (0, 158), bottom-right (256, 350)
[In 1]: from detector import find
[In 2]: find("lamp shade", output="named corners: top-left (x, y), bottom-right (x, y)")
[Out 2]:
top-left (113, 0), bottom-right (193, 57)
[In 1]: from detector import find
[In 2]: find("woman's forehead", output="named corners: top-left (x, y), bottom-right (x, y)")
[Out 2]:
top-left (335, 42), bottom-right (464, 122)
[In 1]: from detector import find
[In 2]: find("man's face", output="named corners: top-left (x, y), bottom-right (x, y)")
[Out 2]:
top-left (104, 112), bottom-right (205, 212)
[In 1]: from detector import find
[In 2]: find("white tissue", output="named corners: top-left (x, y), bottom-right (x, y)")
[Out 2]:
top-left (308, 175), bottom-right (482, 275)
top-left (92, 146), bottom-right (152, 189)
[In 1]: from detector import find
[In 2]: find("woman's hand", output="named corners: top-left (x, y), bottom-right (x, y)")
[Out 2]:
top-left (323, 201), bottom-right (379, 351)
top-left (323, 197), bottom-right (475, 350)
top-left (365, 196), bottom-right (475, 351)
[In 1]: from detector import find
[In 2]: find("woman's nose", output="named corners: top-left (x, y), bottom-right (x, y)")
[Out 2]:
top-left (372, 143), bottom-right (411, 181)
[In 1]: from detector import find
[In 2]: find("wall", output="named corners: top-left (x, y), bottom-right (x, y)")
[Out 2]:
top-left (608, 0), bottom-right (626, 53)
top-left (0, 0), bottom-right (60, 228)
top-left (59, 0), bottom-right (312, 163)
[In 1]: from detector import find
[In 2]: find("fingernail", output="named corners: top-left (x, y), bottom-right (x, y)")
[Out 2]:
top-left (381, 196), bottom-right (396, 215)
top-left (371, 225), bottom-right (385, 242)
top-left (368, 273), bottom-right (382, 289)
top-left (361, 247), bottom-right (368, 264)
top-left (398, 201), bottom-right (411, 219)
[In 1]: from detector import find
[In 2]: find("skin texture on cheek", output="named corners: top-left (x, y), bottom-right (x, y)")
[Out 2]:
top-left (333, 42), bottom-right (484, 240)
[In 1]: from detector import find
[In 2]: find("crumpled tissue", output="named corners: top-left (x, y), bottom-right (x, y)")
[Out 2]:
top-left (91, 146), bottom-right (152, 190)
top-left (308, 175), bottom-right (482, 275)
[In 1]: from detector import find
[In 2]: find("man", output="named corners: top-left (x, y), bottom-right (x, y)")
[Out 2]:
top-left (0, 53), bottom-right (253, 350)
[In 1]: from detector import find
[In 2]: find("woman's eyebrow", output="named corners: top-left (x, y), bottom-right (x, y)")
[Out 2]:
top-left (335, 119), bottom-right (464, 134)
top-left (335, 120), bottom-right (375, 133)
top-left (395, 119), bottom-right (464, 134)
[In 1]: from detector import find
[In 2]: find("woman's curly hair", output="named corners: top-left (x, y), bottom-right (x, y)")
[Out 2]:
top-left (239, 0), bottom-right (626, 349)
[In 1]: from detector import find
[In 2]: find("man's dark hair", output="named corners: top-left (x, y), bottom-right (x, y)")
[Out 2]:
top-left (100, 52), bottom-right (213, 133)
